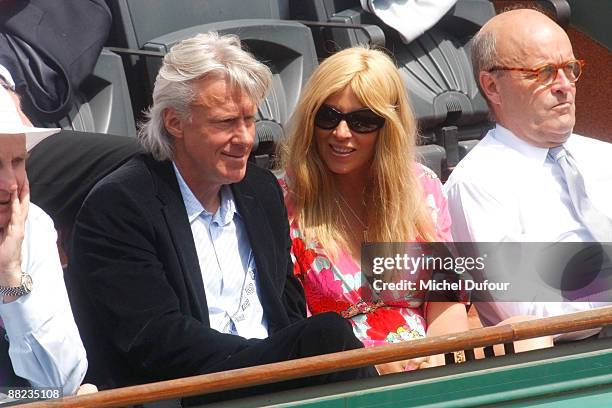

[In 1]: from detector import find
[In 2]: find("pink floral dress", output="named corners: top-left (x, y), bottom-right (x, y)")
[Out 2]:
top-left (279, 164), bottom-right (467, 347)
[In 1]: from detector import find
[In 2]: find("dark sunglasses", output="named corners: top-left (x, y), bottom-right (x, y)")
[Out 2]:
top-left (314, 105), bottom-right (385, 134)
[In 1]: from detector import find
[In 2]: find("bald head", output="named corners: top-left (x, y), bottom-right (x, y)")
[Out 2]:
top-left (472, 8), bottom-right (578, 147)
top-left (484, 9), bottom-right (570, 67)
top-left (473, 9), bottom-right (572, 90)
top-left (482, 8), bottom-right (564, 38)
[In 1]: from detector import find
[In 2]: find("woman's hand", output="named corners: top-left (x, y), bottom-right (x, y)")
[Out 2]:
top-left (375, 355), bottom-right (442, 374)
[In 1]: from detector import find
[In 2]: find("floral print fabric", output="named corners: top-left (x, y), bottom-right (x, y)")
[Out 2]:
top-left (280, 164), bottom-right (464, 347)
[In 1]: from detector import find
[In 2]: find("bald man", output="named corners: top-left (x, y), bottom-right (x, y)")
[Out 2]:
top-left (444, 9), bottom-right (612, 335)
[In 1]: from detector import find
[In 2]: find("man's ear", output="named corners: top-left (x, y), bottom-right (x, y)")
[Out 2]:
top-left (163, 108), bottom-right (184, 139)
top-left (479, 71), bottom-right (503, 107)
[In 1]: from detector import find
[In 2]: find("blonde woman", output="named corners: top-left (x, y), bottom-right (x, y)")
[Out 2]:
top-left (278, 47), bottom-right (469, 373)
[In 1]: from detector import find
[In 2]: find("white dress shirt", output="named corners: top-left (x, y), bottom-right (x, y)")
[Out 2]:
top-left (0, 204), bottom-right (87, 394)
top-left (174, 165), bottom-right (268, 339)
top-left (444, 125), bottom-right (612, 331)
top-left (360, 0), bottom-right (458, 43)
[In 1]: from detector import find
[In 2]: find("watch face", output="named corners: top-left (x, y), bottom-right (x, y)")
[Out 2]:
top-left (23, 274), bottom-right (33, 292)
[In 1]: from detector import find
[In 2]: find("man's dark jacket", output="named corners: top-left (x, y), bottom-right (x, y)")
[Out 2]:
top-left (67, 153), bottom-right (306, 389)
top-left (0, 0), bottom-right (111, 120)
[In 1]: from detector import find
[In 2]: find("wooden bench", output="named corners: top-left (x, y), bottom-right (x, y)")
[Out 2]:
top-left (21, 307), bottom-right (612, 408)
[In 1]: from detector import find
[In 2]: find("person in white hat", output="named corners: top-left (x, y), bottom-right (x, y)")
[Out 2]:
top-left (0, 74), bottom-right (88, 396)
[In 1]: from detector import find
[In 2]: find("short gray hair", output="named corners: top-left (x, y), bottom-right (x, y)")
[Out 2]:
top-left (139, 32), bottom-right (272, 161)
top-left (471, 28), bottom-right (498, 100)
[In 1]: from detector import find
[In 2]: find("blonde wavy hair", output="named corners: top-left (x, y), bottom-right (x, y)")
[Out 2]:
top-left (280, 46), bottom-right (436, 255)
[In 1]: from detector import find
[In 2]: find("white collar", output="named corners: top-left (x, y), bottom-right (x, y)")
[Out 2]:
top-left (492, 124), bottom-right (554, 167)
top-left (173, 163), bottom-right (238, 226)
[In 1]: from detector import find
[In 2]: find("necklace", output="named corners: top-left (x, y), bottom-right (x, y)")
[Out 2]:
top-left (336, 193), bottom-right (369, 242)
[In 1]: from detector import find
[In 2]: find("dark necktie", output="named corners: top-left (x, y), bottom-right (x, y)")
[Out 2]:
top-left (548, 146), bottom-right (612, 242)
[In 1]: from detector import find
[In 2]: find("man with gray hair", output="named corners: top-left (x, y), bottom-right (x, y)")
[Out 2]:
top-left (68, 32), bottom-right (375, 394)
top-left (444, 9), bottom-right (612, 335)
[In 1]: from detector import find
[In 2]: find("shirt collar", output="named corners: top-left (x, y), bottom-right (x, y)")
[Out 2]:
top-left (492, 124), bottom-right (551, 166)
top-left (0, 63), bottom-right (15, 89)
top-left (173, 163), bottom-right (239, 226)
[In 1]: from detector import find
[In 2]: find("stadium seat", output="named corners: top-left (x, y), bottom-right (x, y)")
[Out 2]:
top-left (104, 0), bottom-right (291, 117)
top-left (105, 0), bottom-right (290, 49)
top-left (35, 48), bottom-right (137, 138)
top-left (104, 0), bottom-right (318, 167)
top-left (143, 19), bottom-right (318, 168)
top-left (417, 144), bottom-right (447, 180)
top-left (144, 20), bottom-right (316, 122)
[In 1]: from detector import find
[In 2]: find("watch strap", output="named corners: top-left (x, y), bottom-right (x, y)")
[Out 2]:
top-left (0, 273), bottom-right (33, 297)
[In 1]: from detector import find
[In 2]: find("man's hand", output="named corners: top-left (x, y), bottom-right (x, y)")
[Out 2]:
top-left (76, 383), bottom-right (98, 395)
top-left (0, 179), bottom-right (29, 301)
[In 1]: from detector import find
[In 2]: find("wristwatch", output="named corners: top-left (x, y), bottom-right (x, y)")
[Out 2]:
top-left (0, 273), bottom-right (33, 297)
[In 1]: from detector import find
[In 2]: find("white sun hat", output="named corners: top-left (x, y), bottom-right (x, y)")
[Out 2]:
top-left (0, 82), bottom-right (60, 151)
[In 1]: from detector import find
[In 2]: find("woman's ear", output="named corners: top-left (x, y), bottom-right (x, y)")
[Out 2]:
top-left (163, 108), bottom-right (184, 139)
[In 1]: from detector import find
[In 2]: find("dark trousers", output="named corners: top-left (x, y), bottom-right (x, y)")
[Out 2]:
top-left (185, 312), bottom-right (377, 405)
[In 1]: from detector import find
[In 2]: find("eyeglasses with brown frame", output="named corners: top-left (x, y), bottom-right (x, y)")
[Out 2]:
top-left (488, 59), bottom-right (586, 84)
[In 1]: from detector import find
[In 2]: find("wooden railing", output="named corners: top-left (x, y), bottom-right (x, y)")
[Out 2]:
top-left (21, 306), bottom-right (612, 408)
